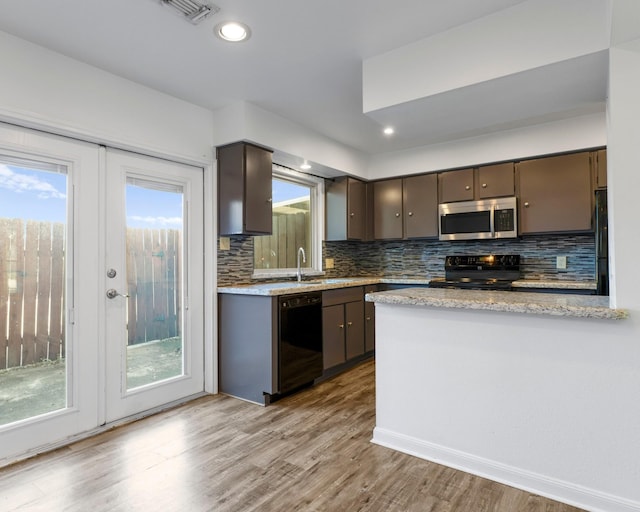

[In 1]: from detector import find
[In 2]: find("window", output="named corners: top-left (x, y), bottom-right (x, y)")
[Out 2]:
top-left (253, 165), bottom-right (324, 277)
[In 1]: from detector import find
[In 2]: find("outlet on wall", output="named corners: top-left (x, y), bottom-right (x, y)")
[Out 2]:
top-left (325, 258), bottom-right (335, 269)
top-left (556, 255), bottom-right (567, 270)
top-left (219, 237), bottom-right (230, 251)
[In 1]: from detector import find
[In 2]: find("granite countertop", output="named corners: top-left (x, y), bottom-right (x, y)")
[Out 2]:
top-left (511, 279), bottom-right (597, 290)
top-left (217, 277), bottom-right (431, 296)
top-left (366, 287), bottom-right (627, 320)
top-left (217, 276), bottom-right (599, 296)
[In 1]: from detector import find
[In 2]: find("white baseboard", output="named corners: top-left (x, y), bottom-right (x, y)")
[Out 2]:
top-left (372, 427), bottom-right (640, 512)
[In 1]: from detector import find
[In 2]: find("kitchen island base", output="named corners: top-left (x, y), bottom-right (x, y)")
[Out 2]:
top-left (370, 298), bottom-right (638, 512)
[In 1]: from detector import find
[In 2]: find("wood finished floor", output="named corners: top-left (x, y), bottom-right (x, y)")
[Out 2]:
top-left (0, 361), bottom-right (585, 512)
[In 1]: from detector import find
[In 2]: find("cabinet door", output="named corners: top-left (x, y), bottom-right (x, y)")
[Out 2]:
top-left (244, 144), bottom-right (273, 234)
top-left (345, 301), bottom-right (365, 360)
top-left (439, 168), bottom-right (474, 203)
top-left (325, 177), bottom-right (366, 241)
top-left (322, 305), bottom-right (345, 369)
top-left (595, 149), bottom-right (607, 189)
top-left (364, 300), bottom-right (375, 353)
top-left (477, 163), bottom-right (514, 198)
top-left (403, 173), bottom-right (438, 238)
top-left (373, 179), bottom-right (403, 239)
top-left (218, 142), bottom-right (272, 236)
top-left (518, 152), bottom-right (593, 234)
top-left (347, 178), bottom-right (366, 240)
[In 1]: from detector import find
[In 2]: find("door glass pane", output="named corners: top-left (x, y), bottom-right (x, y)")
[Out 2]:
top-left (125, 179), bottom-right (183, 390)
top-left (0, 157), bottom-right (67, 427)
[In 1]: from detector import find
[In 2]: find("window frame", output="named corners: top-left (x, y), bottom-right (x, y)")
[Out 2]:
top-left (252, 164), bottom-right (325, 279)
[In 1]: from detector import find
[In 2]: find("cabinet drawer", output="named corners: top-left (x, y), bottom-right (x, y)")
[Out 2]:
top-left (322, 286), bottom-right (363, 307)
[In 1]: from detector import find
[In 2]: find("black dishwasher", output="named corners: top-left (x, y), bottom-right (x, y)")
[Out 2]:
top-left (278, 292), bottom-right (323, 395)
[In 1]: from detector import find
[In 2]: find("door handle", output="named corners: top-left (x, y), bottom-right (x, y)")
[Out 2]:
top-left (106, 289), bottom-right (130, 299)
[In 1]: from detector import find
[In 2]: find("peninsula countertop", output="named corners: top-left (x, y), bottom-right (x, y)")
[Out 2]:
top-left (217, 277), bottom-right (598, 297)
top-left (366, 287), bottom-right (627, 320)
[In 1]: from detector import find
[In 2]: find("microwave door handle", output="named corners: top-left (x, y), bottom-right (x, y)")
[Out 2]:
top-left (490, 205), bottom-right (495, 237)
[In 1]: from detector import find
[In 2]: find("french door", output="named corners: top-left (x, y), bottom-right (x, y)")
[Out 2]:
top-left (0, 124), bottom-right (205, 463)
top-left (103, 149), bottom-right (204, 423)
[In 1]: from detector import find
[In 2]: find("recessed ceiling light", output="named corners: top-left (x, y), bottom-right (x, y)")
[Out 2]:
top-left (300, 162), bottom-right (311, 170)
top-left (215, 21), bottom-right (251, 42)
top-left (383, 127), bottom-right (395, 136)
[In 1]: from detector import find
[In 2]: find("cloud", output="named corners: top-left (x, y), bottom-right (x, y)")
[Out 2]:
top-left (128, 215), bottom-right (182, 227)
top-left (0, 165), bottom-right (66, 199)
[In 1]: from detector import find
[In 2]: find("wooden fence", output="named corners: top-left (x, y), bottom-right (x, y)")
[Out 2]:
top-left (0, 219), bottom-right (182, 370)
top-left (254, 211), bottom-right (310, 269)
top-left (0, 218), bottom-right (65, 370)
top-left (125, 227), bottom-right (181, 347)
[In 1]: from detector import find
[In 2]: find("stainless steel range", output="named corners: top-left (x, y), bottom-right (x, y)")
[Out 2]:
top-left (428, 254), bottom-right (521, 290)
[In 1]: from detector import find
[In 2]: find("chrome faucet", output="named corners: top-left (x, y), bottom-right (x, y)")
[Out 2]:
top-left (297, 247), bottom-right (306, 282)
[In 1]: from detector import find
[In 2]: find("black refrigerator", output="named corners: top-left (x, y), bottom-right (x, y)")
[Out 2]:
top-left (595, 189), bottom-right (609, 296)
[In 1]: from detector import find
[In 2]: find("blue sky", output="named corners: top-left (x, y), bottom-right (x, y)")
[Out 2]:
top-left (272, 178), bottom-right (309, 204)
top-left (0, 164), bottom-right (67, 222)
top-left (0, 163), bottom-right (183, 228)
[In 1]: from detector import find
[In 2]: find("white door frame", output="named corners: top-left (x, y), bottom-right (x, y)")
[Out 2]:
top-left (0, 121), bottom-right (215, 465)
top-left (103, 148), bottom-right (205, 424)
top-left (0, 124), bottom-right (101, 465)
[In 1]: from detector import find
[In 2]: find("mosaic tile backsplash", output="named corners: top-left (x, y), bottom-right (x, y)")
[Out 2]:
top-left (217, 234), bottom-right (596, 286)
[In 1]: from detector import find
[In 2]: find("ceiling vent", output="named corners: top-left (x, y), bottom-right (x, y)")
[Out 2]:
top-left (161, 0), bottom-right (220, 24)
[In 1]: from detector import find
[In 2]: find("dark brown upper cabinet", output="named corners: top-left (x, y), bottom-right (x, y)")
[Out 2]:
top-left (373, 179), bottom-right (403, 239)
top-left (594, 149), bottom-right (607, 189)
top-left (326, 177), bottom-right (368, 241)
top-left (517, 151), bottom-right (593, 235)
top-left (373, 175), bottom-right (438, 240)
top-left (217, 142), bottom-right (273, 236)
top-left (438, 168), bottom-right (474, 203)
top-left (403, 173), bottom-right (438, 239)
top-left (439, 164), bottom-right (514, 203)
top-left (476, 162), bottom-right (515, 199)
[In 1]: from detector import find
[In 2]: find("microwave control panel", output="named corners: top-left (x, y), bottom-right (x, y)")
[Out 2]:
top-left (494, 208), bottom-right (515, 231)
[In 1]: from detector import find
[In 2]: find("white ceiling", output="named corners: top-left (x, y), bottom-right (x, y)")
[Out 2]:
top-left (0, 0), bottom-right (609, 155)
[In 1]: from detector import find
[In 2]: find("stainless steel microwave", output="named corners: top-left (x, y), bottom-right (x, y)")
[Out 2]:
top-left (438, 197), bottom-right (518, 241)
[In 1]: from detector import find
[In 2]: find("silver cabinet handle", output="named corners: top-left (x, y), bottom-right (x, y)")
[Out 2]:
top-left (347, 321), bottom-right (353, 327)
top-left (267, 198), bottom-right (272, 203)
top-left (395, 213), bottom-right (400, 217)
top-left (106, 289), bottom-right (129, 299)
top-left (350, 212), bottom-right (355, 217)
top-left (339, 324), bottom-right (344, 329)
top-left (465, 185), bottom-right (471, 190)
top-left (524, 202), bottom-right (530, 208)
top-left (482, 183), bottom-right (487, 188)
top-left (408, 212), bottom-right (413, 216)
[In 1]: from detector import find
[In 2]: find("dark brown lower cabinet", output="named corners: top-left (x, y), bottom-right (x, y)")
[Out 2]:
top-left (322, 287), bottom-right (366, 370)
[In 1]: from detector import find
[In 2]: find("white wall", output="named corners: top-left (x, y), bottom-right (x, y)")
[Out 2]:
top-left (367, 112), bottom-right (606, 179)
top-left (363, 0), bottom-right (610, 113)
top-left (0, 30), bottom-right (214, 165)
top-left (607, 43), bottom-right (640, 309)
top-left (212, 101), bottom-right (370, 179)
